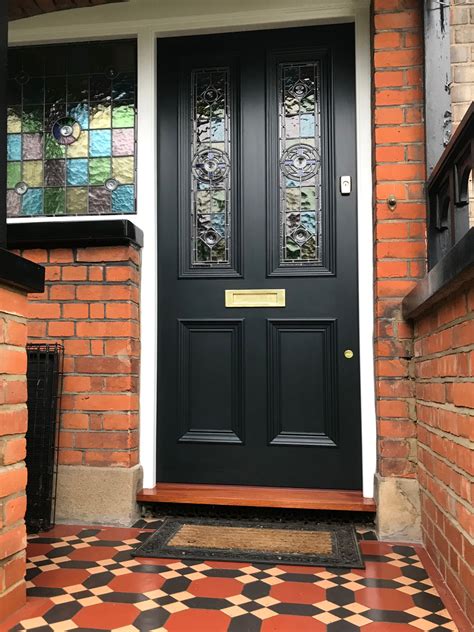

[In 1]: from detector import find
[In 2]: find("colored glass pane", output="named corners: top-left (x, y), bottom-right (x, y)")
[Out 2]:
top-left (7, 135), bottom-right (22, 161)
top-left (112, 104), bottom-right (135, 128)
top-left (23, 161), bottom-right (44, 187)
top-left (89, 158), bottom-right (111, 185)
top-left (90, 129), bottom-right (112, 157)
top-left (44, 188), bottom-right (66, 215)
top-left (22, 188), bottom-right (43, 215)
top-left (7, 163), bottom-right (21, 189)
top-left (6, 40), bottom-right (136, 217)
top-left (7, 190), bottom-right (21, 216)
top-left (112, 157), bottom-right (134, 184)
top-left (112, 184), bottom-right (134, 213)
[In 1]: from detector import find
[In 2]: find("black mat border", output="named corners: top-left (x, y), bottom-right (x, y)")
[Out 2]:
top-left (132, 517), bottom-right (364, 569)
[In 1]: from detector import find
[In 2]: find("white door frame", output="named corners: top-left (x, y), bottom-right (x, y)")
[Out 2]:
top-left (9, 0), bottom-right (376, 497)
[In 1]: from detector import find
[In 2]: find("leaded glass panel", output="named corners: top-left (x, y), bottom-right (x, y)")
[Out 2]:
top-left (6, 41), bottom-right (136, 217)
top-left (191, 68), bottom-right (231, 266)
top-left (279, 62), bottom-right (321, 265)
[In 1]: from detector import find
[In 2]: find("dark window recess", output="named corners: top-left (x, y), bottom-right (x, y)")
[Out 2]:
top-left (428, 103), bottom-right (474, 269)
top-left (25, 343), bottom-right (63, 533)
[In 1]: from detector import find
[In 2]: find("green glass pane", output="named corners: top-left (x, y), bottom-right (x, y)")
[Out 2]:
top-left (196, 190), bottom-right (211, 214)
top-left (44, 187), bottom-right (66, 215)
top-left (286, 238), bottom-right (300, 259)
top-left (197, 240), bottom-right (211, 262)
top-left (301, 187), bottom-right (316, 210)
top-left (7, 162), bottom-right (21, 189)
top-left (112, 104), bottom-right (135, 128)
top-left (286, 188), bottom-right (300, 211)
top-left (23, 106), bottom-right (43, 133)
top-left (301, 236), bottom-right (316, 259)
top-left (89, 158), bottom-right (111, 185)
top-left (211, 190), bottom-right (226, 213)
top-left (45, 135), bottom-right (65, 159)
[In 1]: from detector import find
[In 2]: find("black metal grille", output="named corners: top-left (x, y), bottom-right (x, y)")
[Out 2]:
top-left (25, 343), bottom-right (64, 533)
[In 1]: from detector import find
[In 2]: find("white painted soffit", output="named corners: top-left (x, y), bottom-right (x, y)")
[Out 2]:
top-left (9, 0), bottom-right (371, 42)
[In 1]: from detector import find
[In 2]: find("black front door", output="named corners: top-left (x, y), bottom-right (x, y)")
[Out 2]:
top-left (157, 25), bottom-right (362, 490)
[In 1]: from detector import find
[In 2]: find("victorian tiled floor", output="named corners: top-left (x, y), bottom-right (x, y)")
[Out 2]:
top-left (2, 520), bottom-right (458, 631)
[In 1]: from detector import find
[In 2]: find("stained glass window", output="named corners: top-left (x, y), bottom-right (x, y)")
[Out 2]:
top-left (191, 68), bottom-right (231, 266)
top-left (279, 62), bottom-right (321, 265)
top-left (6, 40), bottom-right (136, 217)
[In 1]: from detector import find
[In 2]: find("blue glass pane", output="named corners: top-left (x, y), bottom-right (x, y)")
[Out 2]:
top-left (300, 114), bottom-right (315, 138)
top-left (90, 129), bottom-right (112, 157)
top-left (211, 213), bottom-right (226, 236)
top-left (112, 184), bottom-right (134, 213)
top-left (300, 211), bottom-right (317, 234)
top-left (68, 103), bottom-right (89, 129)
top-left (21, 188), bottom-right (43, 215)
top-left (7, 135), bottom-right (22, 161)
top-left (67, 159), bottom-right (89, 186)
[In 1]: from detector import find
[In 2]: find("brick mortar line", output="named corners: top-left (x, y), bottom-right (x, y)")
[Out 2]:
top-left (416, 378), bottom-right (474, 384)
top-left (418, 436), bottom-right (474, 479)
top-left (415, 347), bottom-right (474, 361)
top-left (417, 399), bottom-right (474, 418)
top-left (0, 403), bottom-right (27, 413)
top-left (418, 472), bottom-right (474, 546)
top-left (415, 312), bottom-right (474, 338)
top-left (418, 418), bottom-right (474, 448)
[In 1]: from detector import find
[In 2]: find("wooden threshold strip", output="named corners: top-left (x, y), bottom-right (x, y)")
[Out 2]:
top-left (137, 483), bottom-right (376, 512)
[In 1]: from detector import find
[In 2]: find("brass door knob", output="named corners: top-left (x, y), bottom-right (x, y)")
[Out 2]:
top-left (344, 349), bottom-right (354, 359)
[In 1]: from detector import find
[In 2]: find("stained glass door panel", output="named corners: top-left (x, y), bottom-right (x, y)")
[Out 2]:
top-left (157, 26), bottom-right (362, 490)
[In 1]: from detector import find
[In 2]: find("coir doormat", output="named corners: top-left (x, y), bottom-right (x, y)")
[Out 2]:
top-left (133, 518), bottom-right (364, 569)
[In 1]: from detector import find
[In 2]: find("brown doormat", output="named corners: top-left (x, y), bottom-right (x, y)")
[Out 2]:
top-left (133, 518), bottom-right (364, 568)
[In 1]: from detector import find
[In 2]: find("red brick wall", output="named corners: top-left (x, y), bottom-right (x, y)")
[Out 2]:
top-left (0, 285), bottom-right (28, 621)
top-left (414, 286), bottom-right (474, 626)
top-left (373, 0), bottom-right (426, 479)
top-left (20, 245), bottom-right (141, 469)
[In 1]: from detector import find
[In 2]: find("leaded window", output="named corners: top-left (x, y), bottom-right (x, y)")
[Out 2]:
top-left (191, 68), bottom-right (231, 266)
top-left (279, 62), bottom-right (321, 265)
top-left (7, 40), bottom-right (137, 217)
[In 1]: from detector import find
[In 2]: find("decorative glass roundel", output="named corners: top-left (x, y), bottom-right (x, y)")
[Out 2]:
top-left (105, 178), bottom-right (119, 192)
top-left (52, 117), bottom-right (82, 146)
top-left (280, 143), bottom-right (319, 181)
top-left (14, 181), bottom-right (28, 196)
top-left (192, 148), bottom-right (230, 183)
top-left (288, 79), bottom-right (310, 100)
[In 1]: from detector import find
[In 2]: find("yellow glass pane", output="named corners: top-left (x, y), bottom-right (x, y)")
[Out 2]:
top-left (67, 131), bottom-right (89, 158)
top-left (90, 104), bottom-right (111, 129)
top-left (67, 187), bottom-right (88, 213)
top-left (112, 157), bottom-right (134, 184)
top-left (7, 111), bottom-right (21, 134)
top-left (23, 161), bottom-right (44, 187)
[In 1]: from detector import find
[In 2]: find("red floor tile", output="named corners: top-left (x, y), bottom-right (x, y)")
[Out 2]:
top-left (270, 581), bottom-right (325, 604)
top-left (72, 602), bottom-right (140, 629)
top-left (68, 545), bottom-right (121, 562)
top-left (261, 614), bottom-right (326, 631)
top-left (109, 572), bottom-right (165, 593)
top-left (32, 568), bottom-right (90, 588)
top-left (356, 586), bottom-right (414, 610)
top-left (188, 577), bottom-right (244, 598)
top-left (165, 608), bottom-right (231, 632)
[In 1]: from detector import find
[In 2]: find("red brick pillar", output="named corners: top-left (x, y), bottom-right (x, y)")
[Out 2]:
top-left (373, 0), bottom-right (427, 539)
top-left (0, 285), bottom-right (28, 621)
top-left (23, 244), bottom-right (142, 525)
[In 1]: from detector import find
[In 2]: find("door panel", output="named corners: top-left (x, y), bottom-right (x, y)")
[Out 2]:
top-left (157, 25), bottom-right (362, 490)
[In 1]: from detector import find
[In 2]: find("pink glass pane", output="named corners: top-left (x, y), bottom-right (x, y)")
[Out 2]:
top-left (23, 133), bottom-right (43, 160)
top-left (112, 128), bottom-right (134, 157)
top-left (7, 190), bottom-right (21, 216)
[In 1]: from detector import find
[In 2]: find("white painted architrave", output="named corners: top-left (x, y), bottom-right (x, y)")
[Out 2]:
top-left (8, 0), bottom-right (376, 498)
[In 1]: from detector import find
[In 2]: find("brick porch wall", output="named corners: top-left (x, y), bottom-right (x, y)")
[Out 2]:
top-left (372, 0), bottom-right (426, 536)
top-left (19, 245), bottom-right (140, 469)
top-left (0, 285), bottom-right (28, 621)
top-left (414, 287), bottom-right (474, 626)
